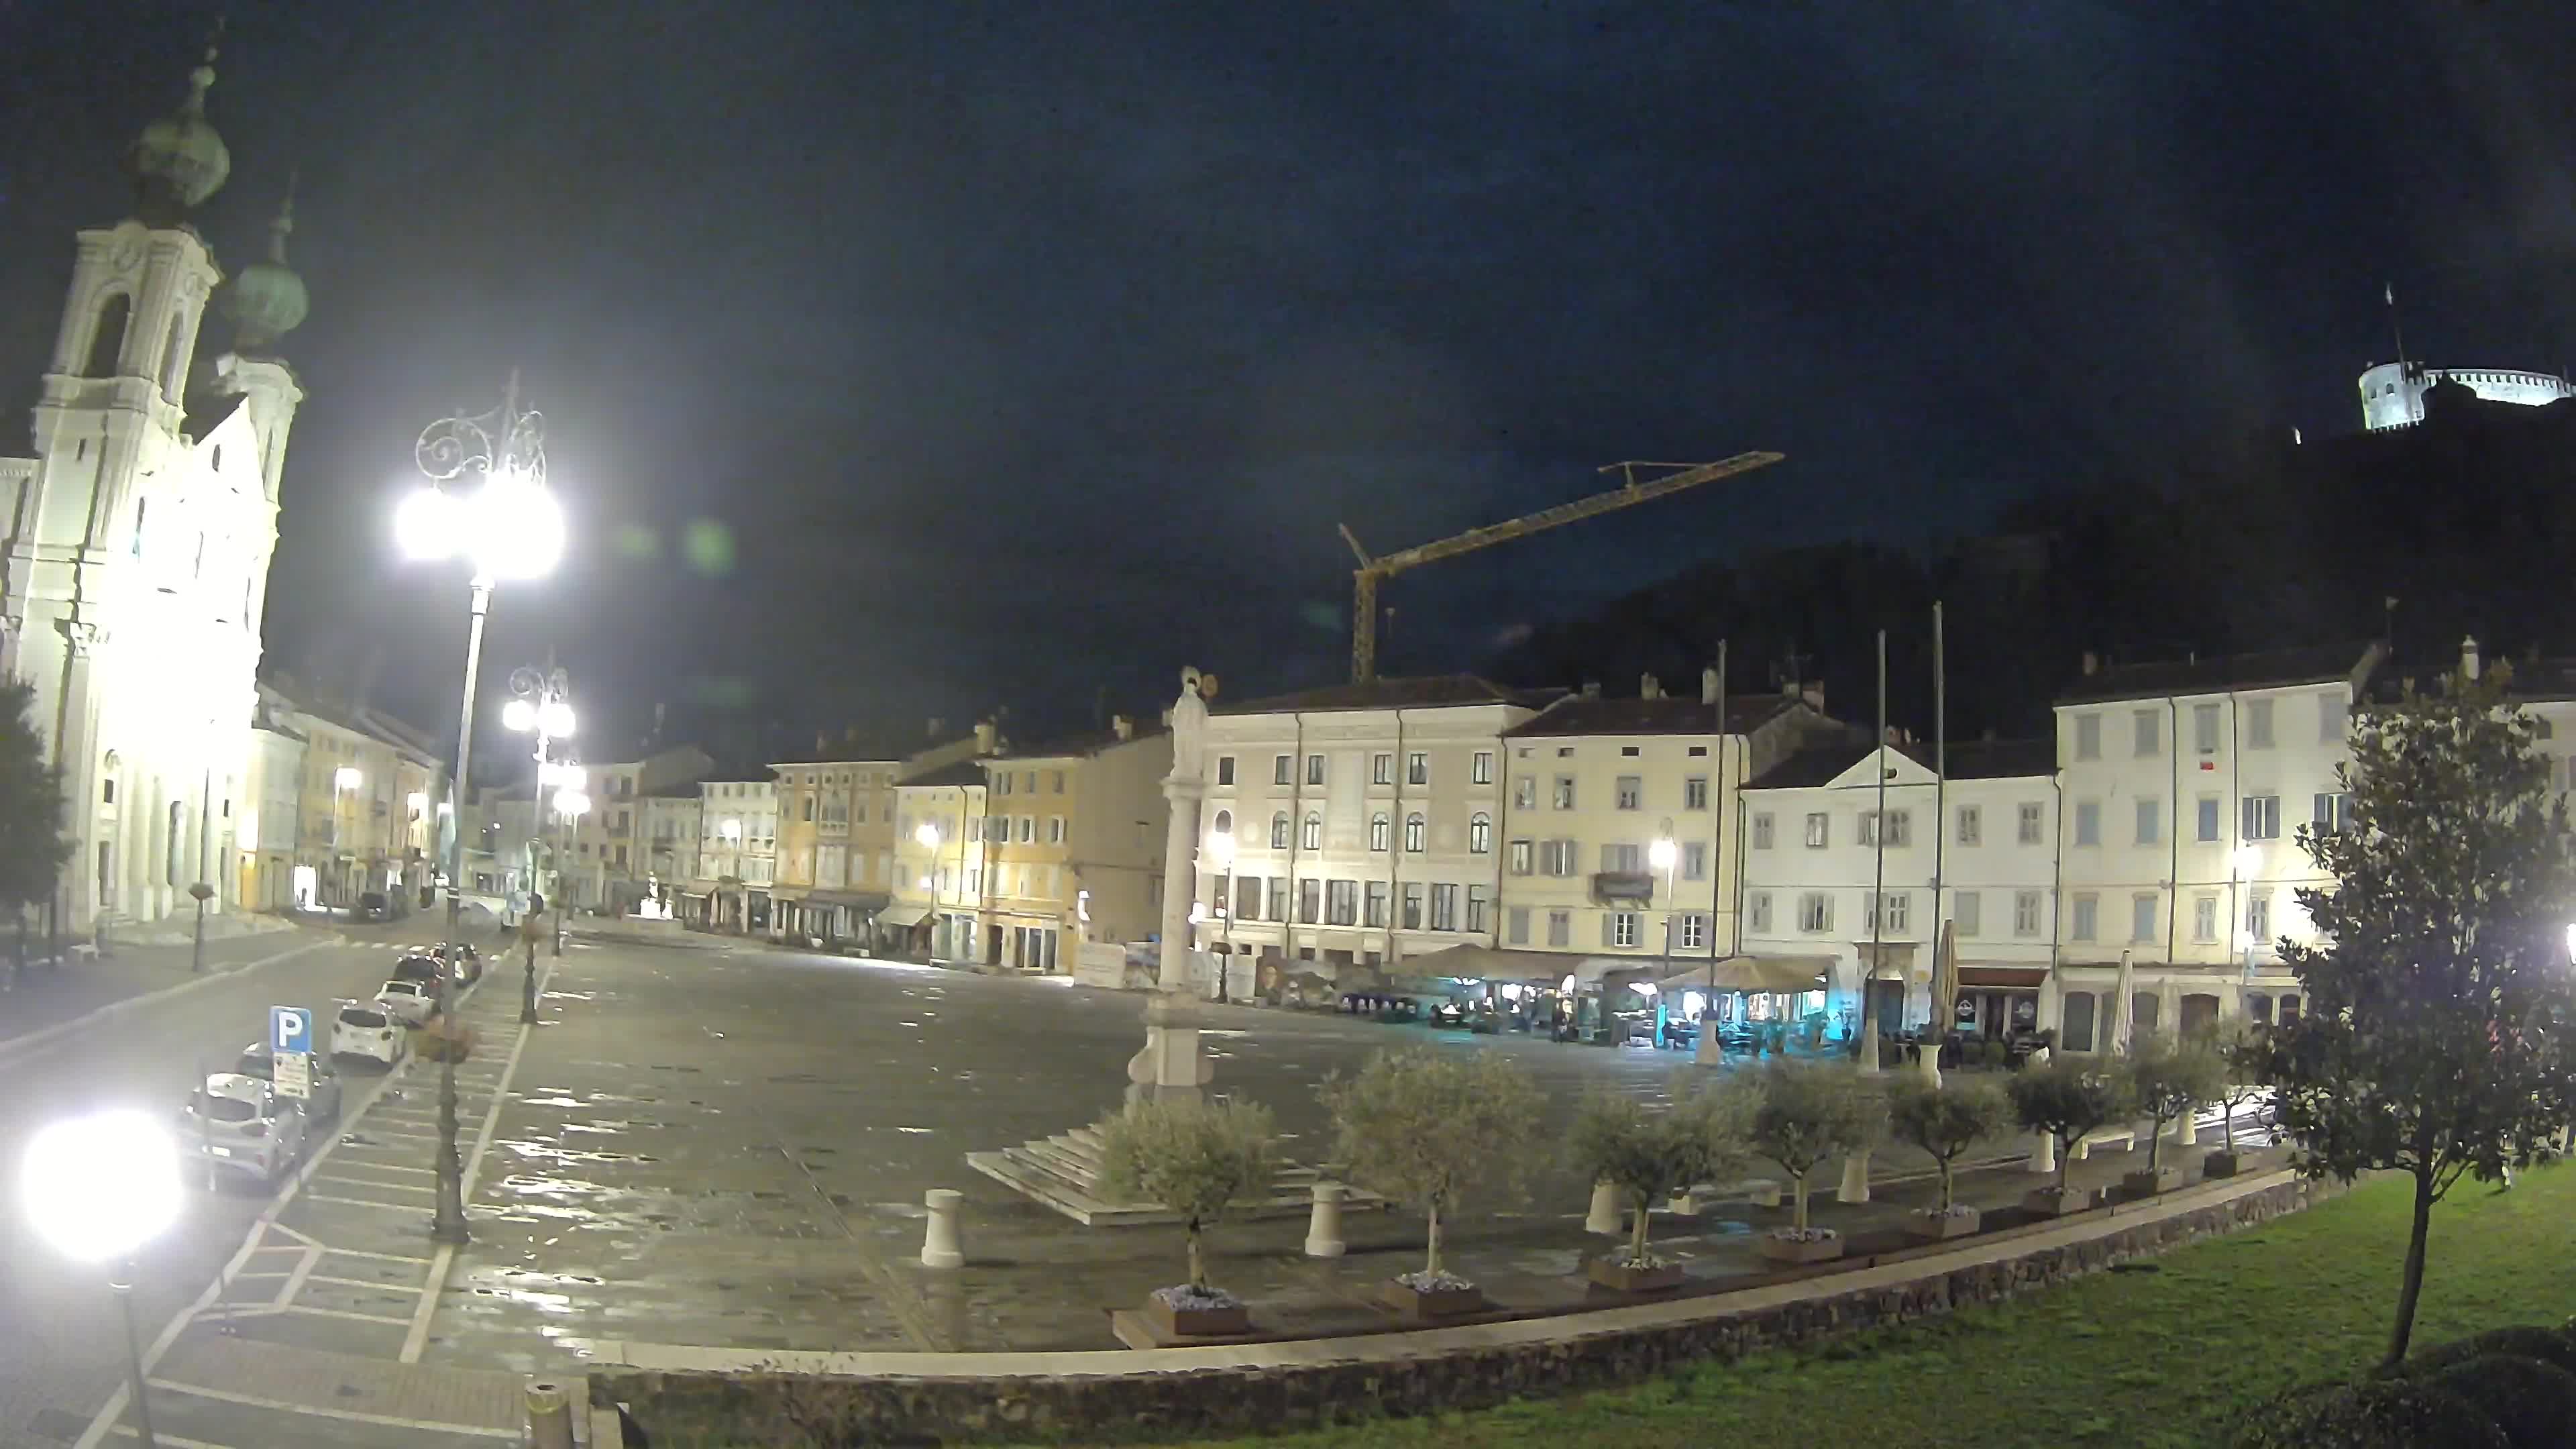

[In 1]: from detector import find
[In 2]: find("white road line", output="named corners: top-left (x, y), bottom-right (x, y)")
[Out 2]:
top-left (274, 1246), bottom-right (321, 1310)
top-left (303, 1193), bottom-right (423, 1213)
top-left (314, 1171), bottom-right (435, 1193)
top-left (400, 955), bottom-right (547, 1365)
top-left (318, 1245), bottom-right (432, 1265)
top-left (246, 1243), bottom-right (304, 1255)
top-left (142, 1380), bottom-right (519, 1440)
top-left (281, 1303), bottom-right (413, 1326)
top-left (317, 1159), bottom-right (437, 1175)
top-left (107, 1424), bottom-right (235, 1448)
top-left (400, 1244), bottom-right (456, 1366)
top-left (305, 1273), bottom-right (424, 1295)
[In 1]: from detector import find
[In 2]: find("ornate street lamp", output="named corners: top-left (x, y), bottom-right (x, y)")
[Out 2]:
top-left (396, 373), bottom-right (564, 1246)
top-left (1204, 826), bottom-right (1235, 1001)
top-left (504, 664), bottom-right (577, 976)
top-left (24, 1109), bottom-right (182, 1447)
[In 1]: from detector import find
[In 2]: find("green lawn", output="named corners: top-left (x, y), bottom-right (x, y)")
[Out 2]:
top-left (1161, 1164), bottom-right (2576, 1449)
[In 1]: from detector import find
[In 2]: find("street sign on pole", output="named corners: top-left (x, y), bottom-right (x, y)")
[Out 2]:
top-left (274, 1052), bottom-right (311, 1099)
top-left (270, 1006), bottom-right (312, 1056)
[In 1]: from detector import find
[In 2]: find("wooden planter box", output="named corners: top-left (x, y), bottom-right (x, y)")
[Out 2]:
top-left (1585, 1256), bottom-right (1684, 1293)
top-left (2121, 1165), bottom-right (2180, 1199)
top-left (2202, 1150), bottom-right (2242, 1180)
top-left (1760, 1231), bottom-right (1845, 1265)
top-left (2023, 1186), bottom-right (2091, 1218)
top-left (1140, 1295), bottom-right (1250, 1339)
top-left (1904, 1207), bottom-right (1982, 1242)
top-left (1380, 1279), bottom-right (1487, 1319)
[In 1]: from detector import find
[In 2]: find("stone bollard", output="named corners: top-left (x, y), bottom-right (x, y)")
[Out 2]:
top-left (2169, 1108), bottom-right (2197, 1150)
top-left (1304, 1181), bottom-right (1347, 1258)
top-left (1916, 1046), bottom-right (1943, 1091)
top-left (921, 1188), bottom-right (965, 1269)
top-left (525, 1379), bottom-right (576, 1449)
top-left (2029, 1130), bottom-right (2057, 1175)
top-left (1836, 1151), bottom-right (1871, 1204)
top-left (1585, 1180), bottom-right (1623, 1235)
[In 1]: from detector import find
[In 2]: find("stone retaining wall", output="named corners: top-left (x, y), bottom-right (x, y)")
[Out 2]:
top-left (592, 1174), bottom-right (2323, 1446)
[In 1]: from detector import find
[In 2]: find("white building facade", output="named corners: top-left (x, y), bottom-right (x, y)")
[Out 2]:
top-left (1739, 737), bottom-right (2059, 1038)
top-left (691, 775), bottom-right (777, 930)
top-left (889, 759), bottom-right (991, 963)
top-left (0, 54), bottom-right (309, 932)
top-left (1196, 676), bottom-right (1553, 982)
top-left (2047, 643), bottom-right (2384, 1049)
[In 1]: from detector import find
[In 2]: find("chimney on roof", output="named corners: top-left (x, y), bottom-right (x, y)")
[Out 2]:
top-left (1581, 680), bottom-right (1601, 700)
top-left (845, 725), bottom-right (860, 744)
top-left (2082, 651), bottom-right (2100, 676)
top-left (927, 716), bottom-right (945, 739)
top-left (816, 731), bottom-right (827, 753)
top-left (1701, 667), bottom-right (1720, 706)
top-left (1640, 673), bottom-right (1661, 700)
top-left (1112, 714), bottom-right (1134, 741)
top-left (973, 720), bottom-right (997, 754)
top-left (1801, 681), bottom-right (1827, 714)
top-left (2462, 635), bottom-right (2481, 681)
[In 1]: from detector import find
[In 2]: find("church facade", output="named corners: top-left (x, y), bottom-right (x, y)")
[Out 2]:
top-left (0, 41), bottom-right (310, 932)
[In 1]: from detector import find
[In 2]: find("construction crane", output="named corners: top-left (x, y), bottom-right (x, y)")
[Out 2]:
top-left (1337, 450), bottom-right (1785, 683)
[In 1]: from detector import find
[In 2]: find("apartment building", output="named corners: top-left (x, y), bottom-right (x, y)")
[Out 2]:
top-left (2049, 642), bottom-right (2384, 1048)
top-left (977, 716), bottom-right (1171, 973)
top-left (256, 679), bottom-right (447, 911)
top-left (1739, 736), bottom-right (2057, 1037)
top-left (1197, 676), bottom-right (1556, 982)
top-left (564, 745), bottom-right (712, 913)
top-left (1491, 673), bottom-right (1837, 983)
top-left (638, 789), bottom-right (702, 908)
top-left (769, 728), bottom-right (983, 947)
top-left (887, 753), bottom-right (994, 962)
top-left (690, 773), bottom-right (778, 930)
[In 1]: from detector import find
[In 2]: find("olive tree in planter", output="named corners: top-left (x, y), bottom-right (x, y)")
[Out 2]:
top-left (2200, 1021), bottom-right (2269, 1179)
top-left (1748, 1059), bottom-right (1876, 1263)
top-left (2121, 1034), bottom-right (2225, 1197)
top-left (1888, 1075), bottom-right (2010, 1241)
top-left (1097, 1094), bottom-right (1278, 1338)
top-left (1568, 1076), bottom-right (1752, 1293)
top-left (2008, 1059), bottom-right (2132, 1216)
top-left (1318, 1047), bottom-right (1546, 1318)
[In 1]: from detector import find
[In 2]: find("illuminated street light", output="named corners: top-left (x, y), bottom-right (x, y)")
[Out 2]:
top-left (915, 821), bottom-right (941, 849)
top-left (400, 374), bottom-right (563, 1249)
top-left (1648, 837), bottom-right (1678, 872)
top-left (25, 1109), bottom-right (182, 1447)
top-left (505, 663), bottom-right (578, 966)
top-left (1204, 828), bottom-right (1236, 1000)
top-left (553, 788), bottom-right (592, 818)
top-left (333, 765), bottom-right (361, 791)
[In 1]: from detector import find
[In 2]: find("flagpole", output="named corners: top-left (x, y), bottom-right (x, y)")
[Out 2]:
top-left (1701, 641), bottom-right (1727, 1067)
top-left (1861, 629), bottom-right (1886, 1073)
top-left (1932, 600), bottom-right (1946, 1037)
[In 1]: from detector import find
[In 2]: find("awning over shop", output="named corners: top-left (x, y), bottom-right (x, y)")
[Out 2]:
top-left (875, 902), bottom-right (930, 929)
top-left (1402, 943), bottom-right (1585, 982)
top-left (803, 890), bottom-right (892, 912)
top-left (1958, 965), bottom-right (2050, 989)
top-left (1652, 955), bottom-right (1833, 995)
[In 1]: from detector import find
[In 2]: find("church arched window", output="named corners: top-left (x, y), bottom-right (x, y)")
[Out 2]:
top-left (86, 293), bottom-right (131, 378)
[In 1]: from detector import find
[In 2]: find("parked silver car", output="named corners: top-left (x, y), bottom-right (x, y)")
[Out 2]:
top-left (231, 1041), bottom-right (344, 1124)
top-left (179, 1072), bottom-right (311, 1185)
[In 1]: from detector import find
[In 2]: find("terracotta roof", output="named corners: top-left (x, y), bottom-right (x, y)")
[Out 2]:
top-left (1938, 738), bottom-right (2057, 780)
top-left (1504, 693), bottom-right (1801, 738)
top-left (995, 721), bottom-right (1169, 760)
top-left (2055, 643), bottom-right (2380, 705)
top-left (1747, 739), bottom-right (1905, 790)
top-left (1749, 735), bottom-right (2054, 788)
top-left (1213, 674), bottom-right (1561, 716)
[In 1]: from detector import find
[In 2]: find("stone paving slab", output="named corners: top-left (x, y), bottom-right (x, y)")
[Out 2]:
top-left (150, 1332), bottom-right (527, 1437)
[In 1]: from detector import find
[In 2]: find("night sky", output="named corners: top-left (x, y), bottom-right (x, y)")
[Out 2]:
top-left (3, 2), bottom-right (2573, 765)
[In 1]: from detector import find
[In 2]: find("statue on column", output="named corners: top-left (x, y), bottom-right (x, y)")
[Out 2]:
top-left (1132, 667), bottom-right (1216, 1102)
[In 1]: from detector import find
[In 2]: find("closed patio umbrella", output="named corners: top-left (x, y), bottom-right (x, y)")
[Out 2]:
top-left (2112, 950), bottom-right (2137, 1056)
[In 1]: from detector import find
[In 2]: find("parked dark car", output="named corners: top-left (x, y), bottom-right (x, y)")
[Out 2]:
top-left (354, 892), bottom-right (392, 922)
top-left (431, 941), bottom-right (483, 984)
top-left (390, 953), bottom-right (445, 989)
top-left (231, 1040), bottom-right (345, 1124)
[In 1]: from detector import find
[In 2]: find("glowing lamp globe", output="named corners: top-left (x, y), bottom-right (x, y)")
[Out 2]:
top-left (537, 699), bottom-right (575, 737)
top-left (23, 1110), bottom-right (182, 1263)
top-left (552, 788), bottom-right (590, 817)
top-left (394, 485), bottom-right (463, 563)
top-left (1648, 838), bottom-right (1678, 871)
top-left (915, 822), bottom-right (940, 848)
top-left (501, 698), bottom-right (537, 733)
top-left (333, 766), bottom-right (362, 790)
top-left (1205, 828), bottom-right (1235, 869)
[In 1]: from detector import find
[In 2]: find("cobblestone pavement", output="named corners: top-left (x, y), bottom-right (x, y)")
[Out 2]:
top-left (419, 936), bottom-right (2286, 1376)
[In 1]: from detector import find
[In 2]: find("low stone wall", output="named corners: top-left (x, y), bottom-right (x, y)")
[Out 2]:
top-left (592, 1173), bottom-right (2323, 1445)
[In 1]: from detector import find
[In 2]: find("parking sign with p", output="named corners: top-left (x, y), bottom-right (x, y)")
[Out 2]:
top-left (270, 1005), bottom-right (311, 1057)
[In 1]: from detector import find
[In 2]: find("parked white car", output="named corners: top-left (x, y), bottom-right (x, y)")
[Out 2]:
top-left (179, 1072), bottom-right (310, 1185)
top-left (373, 979), bottom-right (435, 1027)
top-left (331, 1001), bottom-right (408, 1067)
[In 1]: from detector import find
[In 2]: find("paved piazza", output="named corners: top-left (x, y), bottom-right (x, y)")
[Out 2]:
top-left (419, 933), bottom-right (2082, 1370)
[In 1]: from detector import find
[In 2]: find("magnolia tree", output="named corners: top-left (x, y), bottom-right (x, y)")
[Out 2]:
top-left (2267, 665), bottom-right (2576, 1368)
top-left (1570, 1075), bottom-right (1757, 1268)
top-left (1888, 1076), bottom-right (2010, 1215)
top-left (2125, 1033), bottom-right (2224, 1175)
top-left (0, 682), bottom-right (68, 977)
top-left (1319, 1049), bottom-right (1546, 1286)
top-left (1097, 1095), bottom-right (1278, 1297)
top-left (2008, 1059), bottom-right (2131, 1195)
top-left (1748, 1059), bottom-right (1877, 1237)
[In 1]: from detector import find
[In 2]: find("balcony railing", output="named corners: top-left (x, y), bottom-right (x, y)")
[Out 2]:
top-left (1591, 870), bottom-right (1654, 904)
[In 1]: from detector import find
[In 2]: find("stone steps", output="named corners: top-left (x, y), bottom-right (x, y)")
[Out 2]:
top-left (968, 1125), bottom-right (1388, 1228)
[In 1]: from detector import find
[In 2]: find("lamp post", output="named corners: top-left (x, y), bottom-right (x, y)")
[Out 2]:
top-left (1205, 826), bottom-right (1236, 1002)
top-left (331, 765), bottom-right (362, 906)
top-left (397, 374), bottom-right (566, 1247)
top-left (915, 820), bottom-right (943, 957)
top-left (186, 881), bottom-right (213, 973)
top-left (719, 817), bottom-right (743, 929)
top-left (23, 1108), bottom-right (183, 1448)
top-left (503, 665), bottom-right (577, 966)
top-left (1649, 828), bottom-right (1678, 1046)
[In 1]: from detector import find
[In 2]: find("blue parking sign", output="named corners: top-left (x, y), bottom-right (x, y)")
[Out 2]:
top-left (270, 1005), bottom-right (312, 1056)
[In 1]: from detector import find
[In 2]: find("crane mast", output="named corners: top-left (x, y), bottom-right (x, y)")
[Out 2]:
top-left (1340, 450), bottom-right (1784, 683)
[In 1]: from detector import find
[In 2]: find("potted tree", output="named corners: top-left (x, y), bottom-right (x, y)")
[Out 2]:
top-left (1888, 1075), bottom-right (2010, 1240)
top-left (2121, 1034), bottom-right (2223, 1198)
top-left (2201, 1022), bottom-right (2268, 1179)
top-left (1748, 1059), bottom-right (1877, 1263)
top-left (2008, 1058), bottom-right (2131, 1216)
top-left (1097, 1094), bottom-right (1277, 1338)
top-left (1568, 1077), bottom-right (1748, 1293)
top-left (1318, 1048), bottom-right (1546, 1319)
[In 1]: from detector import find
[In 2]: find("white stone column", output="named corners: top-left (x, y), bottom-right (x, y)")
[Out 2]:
top-left (920, 1188), bottom-right (963, 1269)
top-left (1128, 670), bottom-right (1214, 1104)
top-left (2029, 1129), bottom-right (2057, 1175)
top-left (1304, 1182), bottom-right (1346, 1258)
